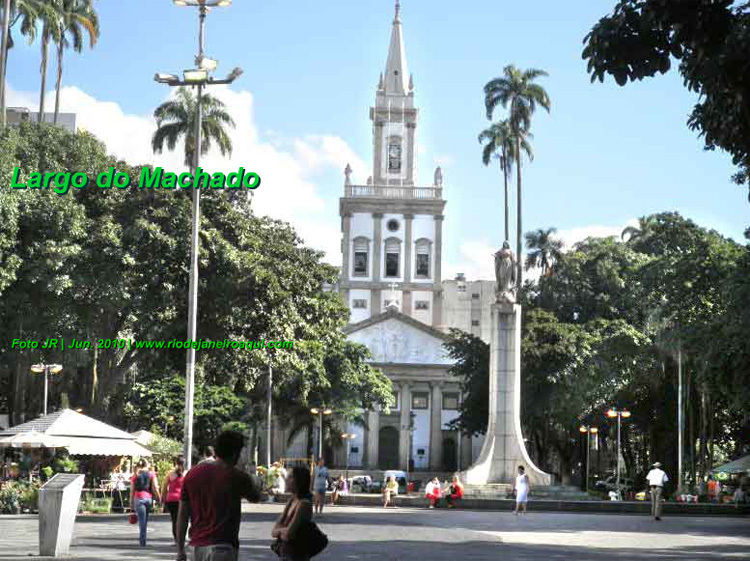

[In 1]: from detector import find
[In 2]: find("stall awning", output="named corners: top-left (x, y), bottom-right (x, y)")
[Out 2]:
top-left (0, 409), bottom-right (152, 457)
top-left (61, 436), bottom-right (152, 457)
top-left (712, 454), bottom-right (750, 474)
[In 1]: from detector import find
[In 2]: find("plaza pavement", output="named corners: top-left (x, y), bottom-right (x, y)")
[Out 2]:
top-left (0, 504), bottom-right (748, 561)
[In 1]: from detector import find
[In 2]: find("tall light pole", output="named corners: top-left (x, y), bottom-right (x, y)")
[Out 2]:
top-left (30, 364), bottom-right (63, 416)
top-left (579, 425), bottom-right (598, 495)
top-left (156, 0), bottom-right (241, 470)
top-left (266, 365), bottom-right (272, 468)
top-left (341, 433), bottom-right (355, 480)
top-left (607, 408), bottom-right (631, 499)
top-left (677, 347), bottom-right (683, 495)
top-left (310, 407), bottom-right (332, 461)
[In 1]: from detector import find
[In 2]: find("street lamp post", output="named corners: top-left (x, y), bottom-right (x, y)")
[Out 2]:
top-left (30, 364), bottom-right (63, 416)
top-left (579, 425), bottom-right (598, 495)
top-left (310, 407), bottom-right (332, 461)
top-left (606, 408), bottom-right (631, 499)
top-left (156, 0), bottom-right (242, 470)
top-left (341, 433), bottom-right (355, 480)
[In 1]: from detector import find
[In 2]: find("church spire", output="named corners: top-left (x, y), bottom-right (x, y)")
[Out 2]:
top-left (384, 0), bottom-right (409, 96)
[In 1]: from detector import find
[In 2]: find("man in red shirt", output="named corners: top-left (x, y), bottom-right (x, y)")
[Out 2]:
top-left (176, 431), bottom-right (263, 561)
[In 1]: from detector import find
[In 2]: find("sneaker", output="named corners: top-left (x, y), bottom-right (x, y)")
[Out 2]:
top-left (655, 517), bottom-right (661, 521)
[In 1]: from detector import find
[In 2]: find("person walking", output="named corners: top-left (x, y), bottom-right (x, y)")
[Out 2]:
top-left (646, 461), bottom-right (669, 521)
top-left (176, 431), bottom-right (264, 561)
top-left (272, 467), bottom-right (314, 560)
top-left (161, 456), bottom-right (186, 543)
top-left (129, 458), bottom-right (161, 547)
top-left (513, 466), bottom-right (530, 515)
top-left (311, 458), bottom-right (328, 515)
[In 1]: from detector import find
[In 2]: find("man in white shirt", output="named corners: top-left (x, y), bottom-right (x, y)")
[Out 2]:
top-left (646, 462), bottom-right (669, 520)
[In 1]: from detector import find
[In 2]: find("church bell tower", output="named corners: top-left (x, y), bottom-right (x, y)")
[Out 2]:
top-left (339, 1), bottom-right (447, 327)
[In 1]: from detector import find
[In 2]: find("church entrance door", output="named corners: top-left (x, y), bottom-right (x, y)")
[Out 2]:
top-left (378, 426), bottom-right (399, 470)
top-left (442, 436), bottom-right (457, 471)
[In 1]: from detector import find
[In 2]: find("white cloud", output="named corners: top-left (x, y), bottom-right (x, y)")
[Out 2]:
top-left (555, 220), bottom-right (639, 250)
top-left (6, 85), bottom-right (359, 264)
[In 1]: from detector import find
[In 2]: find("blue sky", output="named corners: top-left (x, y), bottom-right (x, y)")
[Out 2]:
top-left (5, 0), bottom-right (748, 278)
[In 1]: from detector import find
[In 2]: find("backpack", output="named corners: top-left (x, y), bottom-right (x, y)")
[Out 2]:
top-left (134, 471), bottom-right (150, 492)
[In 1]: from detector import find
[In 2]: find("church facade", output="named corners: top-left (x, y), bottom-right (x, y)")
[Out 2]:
top-left (337, 3), bottom-right (474, 472)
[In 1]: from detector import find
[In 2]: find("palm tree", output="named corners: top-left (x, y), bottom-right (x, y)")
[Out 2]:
top-left (0, 0), bottom-right (49, 124)
top-left (53, 0), bottom-right (98, 124)
top-left (524, 227), bottom-right (563, 276)
top-left (484, 65), bottom-right (550, 289)
top-left (478, 119), bottom-right (532, 243)
top-left (151, 86), bottom-right (235, 168)
top-left (37, 0), bottom-right (63, 123)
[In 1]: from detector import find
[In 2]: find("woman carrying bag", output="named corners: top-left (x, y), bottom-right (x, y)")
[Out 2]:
top-left (272, 467), bottom-right (328, 560)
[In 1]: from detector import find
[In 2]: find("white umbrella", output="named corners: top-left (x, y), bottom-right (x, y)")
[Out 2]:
top-left (0, 430), bottom-right (63, 449)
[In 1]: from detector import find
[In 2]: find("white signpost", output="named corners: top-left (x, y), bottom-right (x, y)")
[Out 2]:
top-left (39, 473), bottom-right (85, 557)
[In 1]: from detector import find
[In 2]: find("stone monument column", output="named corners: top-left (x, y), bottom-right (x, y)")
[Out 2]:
top-left (399, 383), bottom-right (411, 470)
top-left (462, 303), bottom-right (551, 485)
top-left (429, 382), bottom-right (443, 470)
top-left (460, 243), bottom-right (551, 486)
top-left (366, 409), bottom-right (380, 469)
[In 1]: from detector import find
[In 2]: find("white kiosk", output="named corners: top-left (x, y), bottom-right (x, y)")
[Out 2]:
top-left (39, 473), bottom-right (85, 557)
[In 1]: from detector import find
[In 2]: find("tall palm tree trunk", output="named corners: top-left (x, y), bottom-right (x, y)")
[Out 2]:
top-left (0, 0), bottom-right (10, 126)
top-left (54, 38), bottom-right (63, 124)
top-left (502, 147), bottom-right (509, 242)
top-left (38, 34), bottom-right (49, 123)
top-left (515, 136), bottom-right (523, 289)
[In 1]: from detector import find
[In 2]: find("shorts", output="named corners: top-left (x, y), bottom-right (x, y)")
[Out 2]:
top-left (314, 487), bottom-right (326, 495)
top-left (191, 544), bottom-right (238, 561)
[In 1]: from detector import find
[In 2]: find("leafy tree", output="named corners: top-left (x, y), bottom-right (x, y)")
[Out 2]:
top-left (524, 227), bottom-right (563, 275)
top-left (484, 65), bottom-right (550, 288)
top-left (444, 329), bottom-right (489, 437)
top-left (151, 86), bottom-right (235, 168)
top-left (582, 0), bottom-right (750, 200)
top-left (53, 0), bottom-right (99, 124)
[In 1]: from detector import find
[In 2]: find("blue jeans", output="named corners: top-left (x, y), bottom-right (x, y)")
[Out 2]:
top-left (135, 498), bottom-right (152, 546)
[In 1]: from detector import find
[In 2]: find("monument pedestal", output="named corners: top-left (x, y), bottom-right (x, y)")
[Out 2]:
top-left (460, 303), bottom-right (551, 486)
top-left (39, 473), bottom-right (85, 557)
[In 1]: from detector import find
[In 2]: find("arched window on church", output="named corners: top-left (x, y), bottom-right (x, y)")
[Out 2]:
top-left (387, 136), bottom-right (402, 173)
top-left (384, 237), bottom-right (401, 278)
top-left (415, 238), bottom-right (432, 279)
top-left (353, 236), bottom-right (370, 277)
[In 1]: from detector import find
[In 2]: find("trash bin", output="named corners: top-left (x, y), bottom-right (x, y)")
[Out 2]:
top-left (39, 473), bottom-right (85, 557)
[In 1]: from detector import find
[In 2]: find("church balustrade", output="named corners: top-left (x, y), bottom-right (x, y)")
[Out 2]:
top-left (345, 184), bottom-right (442, 199)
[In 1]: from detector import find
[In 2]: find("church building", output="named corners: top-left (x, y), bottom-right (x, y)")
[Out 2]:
top-left (337, 2), bottom-right (473, 472)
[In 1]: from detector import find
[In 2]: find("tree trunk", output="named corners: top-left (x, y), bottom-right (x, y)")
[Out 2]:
top-left (90, 340), bottom-right (98, 407)
top-left (39, 33), bottom-right (49, 123)
top-left (502, 148), bottom-right (509, 243)
top-left (0, 0), bottom-right (10, 126)
top-left (54, 38), bottom-right (63, 124)
top-left (515, 136), bottom-right (523, 289)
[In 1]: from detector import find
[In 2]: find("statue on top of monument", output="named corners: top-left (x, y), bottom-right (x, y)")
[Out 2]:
top-left (494, 241), bottom-right (516, 303)
top-left (344, 163), bottom-right (352, 186)
top-left (434, 166), bottom-right (443, 187)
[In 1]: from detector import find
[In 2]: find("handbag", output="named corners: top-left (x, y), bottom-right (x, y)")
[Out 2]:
top-left (270, 522), bottom-right (328, 558)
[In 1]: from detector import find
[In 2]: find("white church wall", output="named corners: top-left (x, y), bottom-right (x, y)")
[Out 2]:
top-left (349, 289), bottom-right (371, 323)
top-left (381, 290), bottom-right (402, 313)
top-left (412, 408), bottom-right (430, 470)
top-left (411, 290), bottom-right (432, 324)
top-left (346, 421), bottom-right (364, 468)
top-left (441, 409), bottom-right (459, 429)
top-left (347, 317), bottom-right (452, 365)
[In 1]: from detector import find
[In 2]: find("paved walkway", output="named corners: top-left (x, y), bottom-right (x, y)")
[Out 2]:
top-left (0, 504), bottom-right (748, 560)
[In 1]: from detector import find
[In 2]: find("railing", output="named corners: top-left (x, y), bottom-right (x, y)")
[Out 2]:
top-left (345, 184), bottom-right (442, 200)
